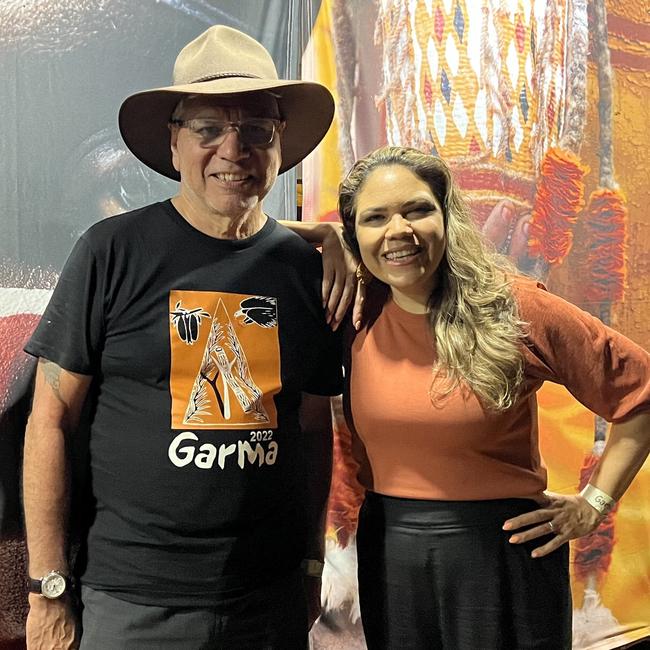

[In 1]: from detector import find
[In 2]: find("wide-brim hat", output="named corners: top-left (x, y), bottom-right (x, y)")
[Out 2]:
top-left (118, 25), bottom-right (335, 179)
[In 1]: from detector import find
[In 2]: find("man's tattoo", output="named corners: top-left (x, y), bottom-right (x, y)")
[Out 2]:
top-left (39, 359), bottom-right (65, 404)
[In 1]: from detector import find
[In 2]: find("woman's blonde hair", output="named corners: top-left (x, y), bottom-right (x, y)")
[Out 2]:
top-left (339, 146), bottom-right (525, 410)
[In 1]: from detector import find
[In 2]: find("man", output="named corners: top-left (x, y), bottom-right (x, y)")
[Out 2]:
top-left (23, 25), bottom-right (341, 649)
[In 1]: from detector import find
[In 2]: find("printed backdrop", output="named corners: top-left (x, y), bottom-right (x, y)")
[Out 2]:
top-left (0, 1), bottom-right (319, 647)
top-left (302, 1), bottom-right (650, 649)
top-left (1, 2), bottom-right (648, 649)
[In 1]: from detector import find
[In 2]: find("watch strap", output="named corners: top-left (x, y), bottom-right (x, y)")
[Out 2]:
top-left (301, 558), bottom-right (324, 578)
top-left (28, 577), bottom-right (44, 594)
top-left (27, 571), bottom-right (72, 596)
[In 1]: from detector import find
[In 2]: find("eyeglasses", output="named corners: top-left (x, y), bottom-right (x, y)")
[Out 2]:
top-left (169, 118), bottom-right (281, 148)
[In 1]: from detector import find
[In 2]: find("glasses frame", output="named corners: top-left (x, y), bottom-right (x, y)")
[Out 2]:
top-left (169, 117), bottom-right (282, 148)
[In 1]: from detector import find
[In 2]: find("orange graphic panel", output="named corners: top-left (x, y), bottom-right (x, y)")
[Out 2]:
top-left (169, 290), bottom-right (281, 430)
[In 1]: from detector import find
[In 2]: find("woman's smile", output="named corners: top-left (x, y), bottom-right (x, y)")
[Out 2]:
top-left (354, 164), bottom-right (446, 313)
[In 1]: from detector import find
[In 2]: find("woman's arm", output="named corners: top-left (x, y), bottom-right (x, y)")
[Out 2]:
top-left (501, 282), bottom-right (650, 556)
top-left (278, 219), bottom-right (342, 245)
top-left (588, 412), bottom-right (650, 499)
top-left (503, 411), bottom-right (650, 558)
top-left (279, 220), bottom-right (363, 330)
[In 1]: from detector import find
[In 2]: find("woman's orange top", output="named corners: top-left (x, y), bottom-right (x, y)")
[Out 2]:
top-left (347, 278), bottom-right (650, 500)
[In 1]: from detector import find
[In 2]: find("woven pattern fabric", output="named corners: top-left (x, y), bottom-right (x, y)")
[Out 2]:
top-left (376, 0), bottom-right (571, 217)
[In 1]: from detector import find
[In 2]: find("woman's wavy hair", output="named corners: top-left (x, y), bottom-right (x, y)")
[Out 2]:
top-left (338, 146), bottom-right (525, 410)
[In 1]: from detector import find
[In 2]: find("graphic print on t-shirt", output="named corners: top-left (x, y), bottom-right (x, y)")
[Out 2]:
top-left (169, 290), bottom-right (281, 429)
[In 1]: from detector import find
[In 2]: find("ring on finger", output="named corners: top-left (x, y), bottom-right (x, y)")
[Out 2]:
top-left (548, 521), bottom-right (555, 532)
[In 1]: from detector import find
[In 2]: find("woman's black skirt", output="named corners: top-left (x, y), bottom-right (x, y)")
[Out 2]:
top-left (357, 492), bottom-right (571, 650)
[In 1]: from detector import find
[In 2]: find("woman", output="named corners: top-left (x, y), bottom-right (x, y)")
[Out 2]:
top-left (289, 146), bottom-right (650, 649)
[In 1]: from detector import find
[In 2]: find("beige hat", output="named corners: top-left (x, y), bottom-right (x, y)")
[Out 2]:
top-left (119, 25), bottom-right (335, 179)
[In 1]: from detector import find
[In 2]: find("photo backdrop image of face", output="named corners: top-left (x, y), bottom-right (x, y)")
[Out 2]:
top-left (0, 0), bottom-right (312, 437)
top-left (0, 2), bottom-right (322, 645)
top-left (0, 0), bottom-right (307, 271)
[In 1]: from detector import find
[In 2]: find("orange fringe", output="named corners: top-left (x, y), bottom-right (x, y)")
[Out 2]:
top-left (326, 403), bottom-right (365, 548)
top-left (572, 453), bottom-right (618, 583)
top-left (584, 188), bottom-right (627, 303)
top-left (528, 148), bottom-right (589, 264)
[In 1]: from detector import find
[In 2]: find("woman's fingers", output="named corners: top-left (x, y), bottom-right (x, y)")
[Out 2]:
top-left (320, 224), bottom-right (359, 329)
top-left (324, 265), bottom-right (345, 325)
top-left (503, 507), bottom-right (553, 533)
top-left (321, 257), bottom-right (335, 310)
top-left (352, 282), bottom-right (366, 330)
top-left (503, 494), bottom-right (603, 557)
top-left (331, 273), bottom-right (356, 330)
top-left (529, 534), bottom-right (568, 558)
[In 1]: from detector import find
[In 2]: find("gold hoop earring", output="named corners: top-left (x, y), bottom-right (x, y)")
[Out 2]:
top-left (355, 262), bottom-right (372, 286)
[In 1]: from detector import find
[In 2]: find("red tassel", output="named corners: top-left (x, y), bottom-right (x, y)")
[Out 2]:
top-left (572, 453), bottom-right (618, 583)
top-left (528, 148), bottom-right (589, 264)
top-left (583, 188), bottom-right (627, 303)
top-left (577, 453), bottom-right (599, 490)
top-left (326, 404), bottom-right (365, 548)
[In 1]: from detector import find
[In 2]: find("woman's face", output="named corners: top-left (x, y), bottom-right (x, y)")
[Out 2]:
top-left (354, 165), bottom-right (446, 313)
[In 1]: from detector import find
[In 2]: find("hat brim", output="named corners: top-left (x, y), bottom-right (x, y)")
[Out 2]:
top-left (118, 78), bottom-right (334, 180)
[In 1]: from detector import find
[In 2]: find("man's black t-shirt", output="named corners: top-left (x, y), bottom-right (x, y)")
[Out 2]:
top-left (25, 200), bottom-right (342, 606)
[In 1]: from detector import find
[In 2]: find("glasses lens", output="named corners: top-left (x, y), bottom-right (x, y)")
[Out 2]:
top-left (186, 119), bottom-right (276, 146)
top-left (190, 121), bottom-right (227, 144)
top-left (240, 119), bottom-right (275, 145)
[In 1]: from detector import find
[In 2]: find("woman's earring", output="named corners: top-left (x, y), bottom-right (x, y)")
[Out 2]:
top-left (355, 262), bottom-right (372, 286)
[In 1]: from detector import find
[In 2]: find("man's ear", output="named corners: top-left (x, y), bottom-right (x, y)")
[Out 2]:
top-left (169, 125), bottom-right (181, 173)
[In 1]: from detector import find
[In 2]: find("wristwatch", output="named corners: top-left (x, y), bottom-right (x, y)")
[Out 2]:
top-left (28, 570), bottom-right (71, 599)
top-left (301, 559), bottom-right (324, 578)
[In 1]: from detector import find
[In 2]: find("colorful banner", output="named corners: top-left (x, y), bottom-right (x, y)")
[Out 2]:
top-left (304, 2), bottom-right (650, 648)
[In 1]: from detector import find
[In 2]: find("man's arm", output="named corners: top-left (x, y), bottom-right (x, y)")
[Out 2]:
top-left (23, 358), bottom-right (92, 650)
top-left (299, 393), bottom-right (334, 628)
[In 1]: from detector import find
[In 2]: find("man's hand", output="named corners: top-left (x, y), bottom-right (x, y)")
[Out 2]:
top-left (502, 491), bottom-right (603, 558)
top-left (26, 594), bottom-right (79, 650)
top-left (303, 575), bottom-right (322, 630)
top-left (23, 360), bottom-right (91, 650)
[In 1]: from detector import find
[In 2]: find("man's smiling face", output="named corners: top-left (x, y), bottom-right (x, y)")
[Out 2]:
top-left (170, 94), bottom-right (284, 221)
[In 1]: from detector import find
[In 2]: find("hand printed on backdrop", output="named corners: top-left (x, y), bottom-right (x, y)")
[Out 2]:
top-left (305, 1), bottom-right (650, 649)
top-left (481, 199), bottom-right (531, 269)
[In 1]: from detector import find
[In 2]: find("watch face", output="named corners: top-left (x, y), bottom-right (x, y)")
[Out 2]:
top-left (42, 572), bottom-right (66, 599)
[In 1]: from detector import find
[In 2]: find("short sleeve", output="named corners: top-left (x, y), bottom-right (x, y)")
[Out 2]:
top-left (295, 246), bottom-right (343, 397)
top-left (517, 280), bottom-right (650, 422)
top-left (303, 322), bottom-right (343, 397)
top-left (24, 236), bottom-right (105, 375)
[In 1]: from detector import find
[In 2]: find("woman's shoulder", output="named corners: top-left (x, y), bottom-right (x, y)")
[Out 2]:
top-left (508, 275), bottom-right (571, 321)
top-left (509, 274), bottom-right (618, 361)
top-left (508, 274), bottom-right (547, 299)
top-left (506, 275), bottom-right (602, 357)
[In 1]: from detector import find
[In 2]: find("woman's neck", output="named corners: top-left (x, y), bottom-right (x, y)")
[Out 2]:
top-left (390, 289), bottom-right (430, 314)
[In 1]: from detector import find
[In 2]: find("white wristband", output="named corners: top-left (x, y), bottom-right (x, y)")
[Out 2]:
top-left (580, 484), bottom-right (616, 515)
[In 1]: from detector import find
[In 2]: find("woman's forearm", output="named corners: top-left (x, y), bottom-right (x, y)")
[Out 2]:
top-left (278, 219), bottom-right (343, 245)
top-left (587, 411), bottom-right (650, 501)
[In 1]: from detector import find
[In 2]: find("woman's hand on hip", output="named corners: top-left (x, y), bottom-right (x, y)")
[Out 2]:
top-left (502, 491), bottom-right (604, 558)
